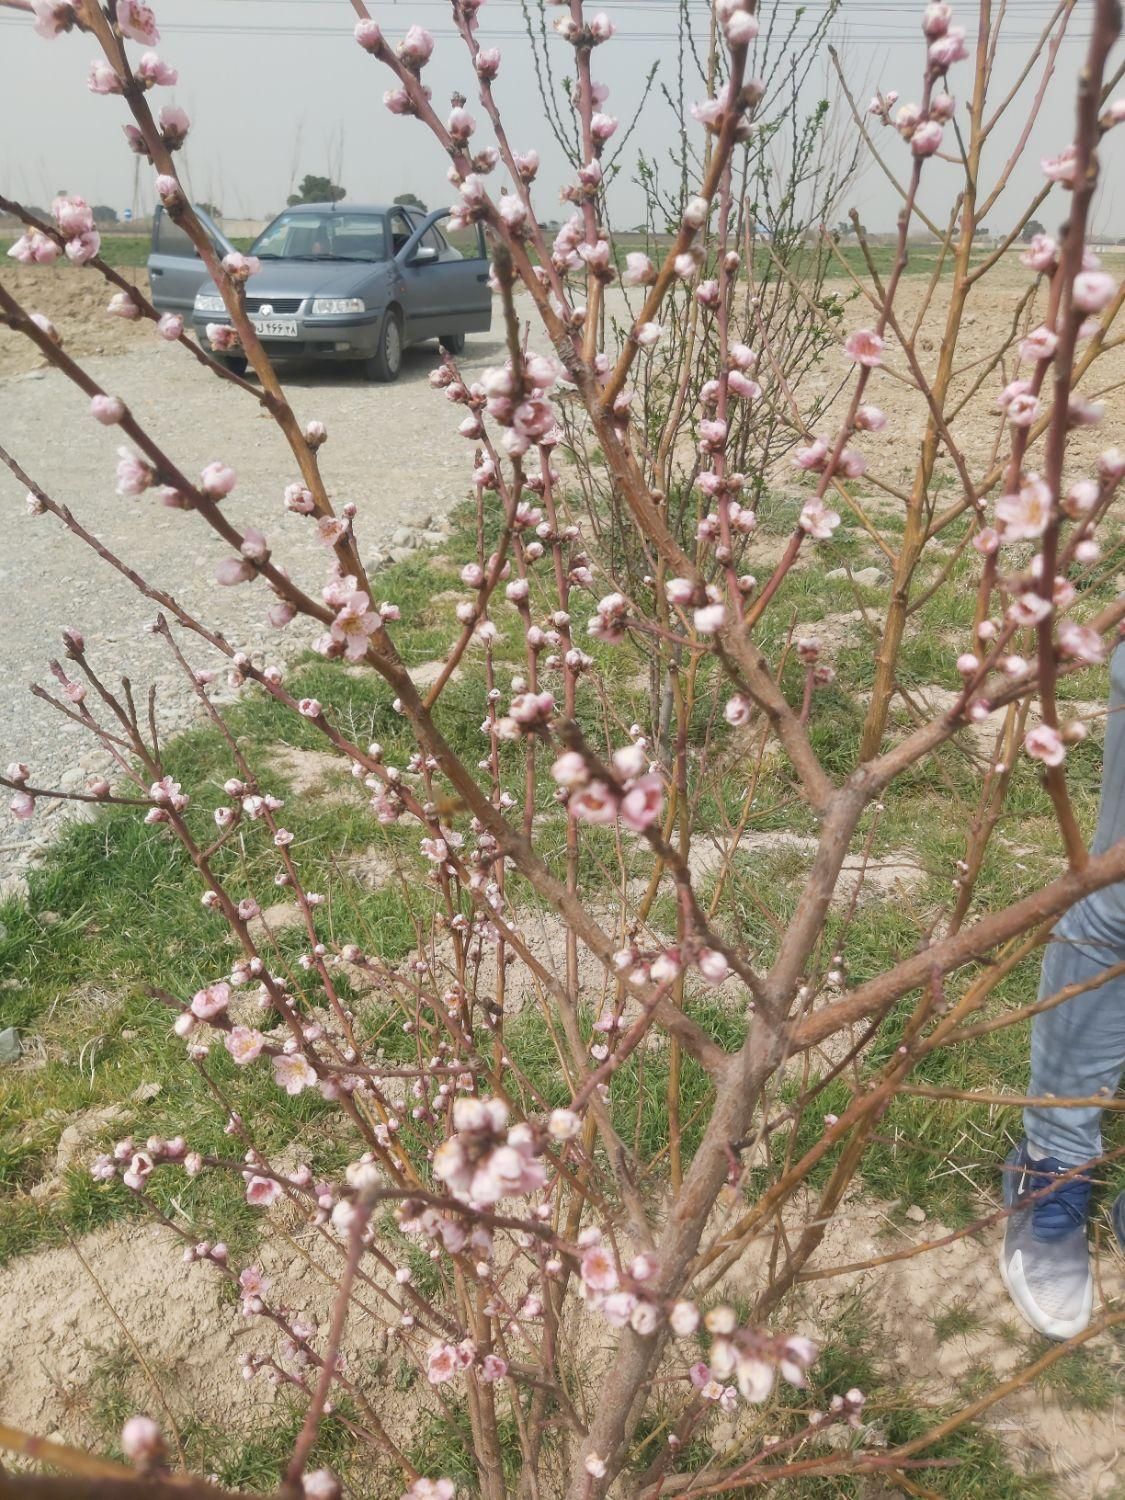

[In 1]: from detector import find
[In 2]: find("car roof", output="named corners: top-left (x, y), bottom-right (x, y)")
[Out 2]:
top-left (276, 203), bottom-right (404, 215)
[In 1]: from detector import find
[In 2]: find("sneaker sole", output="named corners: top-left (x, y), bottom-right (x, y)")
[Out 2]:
top-left (997, 1241), bottom-right (1092, 1341)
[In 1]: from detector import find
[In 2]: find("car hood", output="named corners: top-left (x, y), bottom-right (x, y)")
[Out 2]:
top-left (196, 260), bottom-right (392, 302)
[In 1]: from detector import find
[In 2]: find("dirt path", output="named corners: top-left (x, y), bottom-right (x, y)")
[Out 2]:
top-left (0, 280), bottom-right (509, 884)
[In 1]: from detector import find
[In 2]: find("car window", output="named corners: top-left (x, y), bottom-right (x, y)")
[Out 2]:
top-left (250, 211), bottom-right (388, 262)
top-left (154, 207), bottom-right (200, 258)
top-left (420, 223), bottom-right (448, 256)
top-left (389, 210), bottom-right (413, 256)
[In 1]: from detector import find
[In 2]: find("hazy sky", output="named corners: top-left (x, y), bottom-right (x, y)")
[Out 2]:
top-left (1, 0), bottom-right (1122, 237)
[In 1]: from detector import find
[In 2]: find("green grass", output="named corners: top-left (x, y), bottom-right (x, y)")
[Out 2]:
top-left (0, 234), bottom-right (256, 268)
top-left (2, 482), bottom-right (1124, 1495)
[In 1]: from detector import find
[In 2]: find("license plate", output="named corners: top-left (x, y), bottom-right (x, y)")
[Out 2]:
top-left (250, 317), bottom-right (299, 339)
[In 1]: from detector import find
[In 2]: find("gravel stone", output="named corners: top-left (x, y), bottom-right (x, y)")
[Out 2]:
top-left (0, 331), bottom-right (506, 876)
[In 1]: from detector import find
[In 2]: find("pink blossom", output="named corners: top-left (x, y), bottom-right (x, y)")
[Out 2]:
top-left (274, 1052), bottom-right (317, 1095)
top-left (216, 557), bottom-right (255, 586)
top-left (1025, 724), bottom-right (1065, 766)
top-left (912, 120), bottom-right (944, 156)
top-left (728, 369), bottom-right (761, 400)
top-left (1041, 145), bottom-right (1079, 187)
top-left (403, 1483), bottom-right (456, 1500)
top-left (90, 394), bottom-right (125, 425)
top-left (190, 981), bottom-right (230, 1020)
top-left (117, 0), bottom-right (160, 45)
top-left (10, 791), bottom-right (34, 822)
top-left (1073, 270), bottom-right (1116, 314)
top-left (53, 195), bottom-right (94, 237)
top-left (1098, 447), bottom-right (1125, 480)
top-left (481, 1354), bottom-right (508, 1382)
top-left (108, 291), bottom-right (142, 320)
top-left (794, 438), bottom-right (828, 471)
top-left (1057, 623), bottom-right (1106, 665)
top-left (136, 51), bottom-right (178, 87)
top-left (569, 781), bottom-right (619, 825)
top-left (31, 0), bottom-right (79, 38)
top-left (354, 18), bottom-right (382, 51)
top-left (513, 149), bottom-right (539, 181)
top-left (1020, 325), bottom-right (1058, 362)
top-left (225, 1027), bottom-right (266, 1065)
top-left (799, 497), bottom-right (841, 540)
top-left (928, 27), bottom-right (968, 67)
top-left (88, 60), bottom-right (124, 95)
top-left (923, 2), bottom-right (952, 36)
top-left (620, 774), bottom-right (664, 832)
top-left (7, 229), bottom-right (62, 265)
top-left (122, 1151), bottom-right (154, 1191)
top-left (1006, 392), bottom-right (1040, 427)
top-left (698, 948), bottom-right (731, 984)
top-left (158, 105), bottom-right (190, 148)
top-left (844, 328), bottom-right (884, 366)
top-left (476, 46), bottom-right (501, 77)
top-left (1008, 591), bottom-right (1053, 627)
top-left (447, 107), bottom-right (476, 144)
top-left (223, 251), bottom-right (261, 282)
top-left (931, 91), bottom-right (956, 122)
top-left (65, 230), bottom-right (101, 265)
top-left (855, 404), bottom-right (886, 431)
top-left (121, 1416), bottom-right (164, 1466)
top-left (995, 478), bottom-right (1052, 540)
top-left (1021, 233), bottom-right (1058, 272)
top-left (157, 312), bottom-right (183, 341)
top-left (398, 24), bottom-right (435, 68)
top-left (116, 447), bottom-right (154, 497)
top-left (30, 312), bottom-right (61, 344)
top-left (329, 592), bottom-right (379, 661)
top-left (724, 694), bottom-right (752, 727)
top-left (299, 698), bottom-right (322, 718)
top-left (590, 111), bottom-right (618, 143)
top-left (245, 1175), bottom-right (282, 1207)
top-left (694, 602), bottom-right (727, 634)
top-left (199, 460), bottom-right (236, 498)
top-left (581, 1244), bottom-right (618, 1293)
top-left (302, 1472), bottom-right (341, 1500)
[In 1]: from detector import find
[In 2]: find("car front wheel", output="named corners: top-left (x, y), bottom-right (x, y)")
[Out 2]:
top-left (439, 332), bottom-right (466, 355)
top-left (218, 354), bottom-right (249, 377)
top-left (363, 310), bottom-right (404, 382)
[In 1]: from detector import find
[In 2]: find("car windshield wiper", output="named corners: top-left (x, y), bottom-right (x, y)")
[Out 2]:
top-left (254, 253), bottom-right (281, 259)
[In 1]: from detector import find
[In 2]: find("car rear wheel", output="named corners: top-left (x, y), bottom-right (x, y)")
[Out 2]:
top-left (218, 354), bottom-right (249, 377)
top-left (439, 332), bottom-right (466, 355)
top-left (363, 310), bottom-right (404, 382)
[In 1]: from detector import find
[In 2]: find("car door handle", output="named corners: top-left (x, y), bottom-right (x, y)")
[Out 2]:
top-left (475, 273), bottom-right (489, 282)
top-left (150, 267), bottom-right (163, 275)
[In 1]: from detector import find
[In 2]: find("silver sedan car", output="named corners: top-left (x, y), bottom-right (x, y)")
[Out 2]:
top-left (148, 201), bottom-right (492, 381)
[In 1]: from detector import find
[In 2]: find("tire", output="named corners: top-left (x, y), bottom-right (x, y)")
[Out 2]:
top-left (218, 353), bottom-right (248, 377)
top-left (439, 331), bottom-right (466, 354)
top-left (363, 309), bottom-right (404, 382)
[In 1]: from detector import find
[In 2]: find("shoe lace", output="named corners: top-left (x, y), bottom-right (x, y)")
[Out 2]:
top-left (1024, 1154), bottom-right (1093, 1238)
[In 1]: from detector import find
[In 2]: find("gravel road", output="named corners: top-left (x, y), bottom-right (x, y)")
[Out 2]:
top-left (0, 330), bottom-right (509, 886)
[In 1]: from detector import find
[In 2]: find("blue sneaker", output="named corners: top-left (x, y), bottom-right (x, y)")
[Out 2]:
top-left (999, 1141), bottom-right (1093, 1340)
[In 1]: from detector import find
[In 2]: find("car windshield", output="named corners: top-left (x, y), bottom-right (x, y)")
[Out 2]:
top-left (251, 211), bottom-right (387, 263)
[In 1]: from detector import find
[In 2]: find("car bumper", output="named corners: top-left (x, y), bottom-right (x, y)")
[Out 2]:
top-left (194, 311), bottom-right (383, 359)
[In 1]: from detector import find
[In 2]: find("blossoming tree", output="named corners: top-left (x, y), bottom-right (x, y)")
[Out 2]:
top-left (1, 0), bottom-right (1125, 1496)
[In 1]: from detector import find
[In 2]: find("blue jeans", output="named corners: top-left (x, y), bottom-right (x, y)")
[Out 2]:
top-left (1025, 642), bottom-right (1125, 1167)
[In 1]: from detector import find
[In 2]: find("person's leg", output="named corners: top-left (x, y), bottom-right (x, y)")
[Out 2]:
top-left (1024, 919), bottom-right (1125, 1166)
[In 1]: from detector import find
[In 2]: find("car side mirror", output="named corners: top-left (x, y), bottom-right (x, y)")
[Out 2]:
top-left (409, 245), bottom-right (438, 266)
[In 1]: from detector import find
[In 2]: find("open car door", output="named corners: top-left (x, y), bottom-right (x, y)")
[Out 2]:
top-left (395, 210), bottom-right (491, 342)
top-left (147, 205), bottom-right (234, 314)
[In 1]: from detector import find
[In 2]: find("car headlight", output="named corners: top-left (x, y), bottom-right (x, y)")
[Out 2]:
top-left (311, 297), bottom-right (366, 316)
top-left (194, 294), bottom-right (225, 313)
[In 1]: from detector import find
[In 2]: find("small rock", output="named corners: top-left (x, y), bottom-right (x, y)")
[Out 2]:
top-left (38, 910), bottom-right (61, 926)
top-left (905, 1204), bottom-right (927, 1223)
top-left (421, 530), bottom-right (447, 547)
top-left (120, 1028), bottom-right (138, 1040)
top-left (0, 1027), bottom-right (22, 1064)
top-left (58, 768), bottom-right (85, 791)
top-left (853, 566), bottom-right (885, 588)
top-left (132, 1080), bottom-right (162, 1102)
top-left (391, 526), bottom-right (419, 548)
top-left (388, 546), bottom-right (416, 565)
top-left (247, 902), bottom-right (305, 946)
